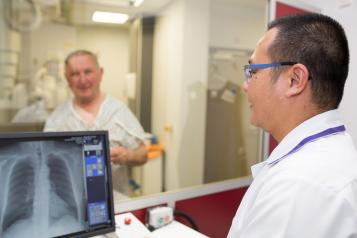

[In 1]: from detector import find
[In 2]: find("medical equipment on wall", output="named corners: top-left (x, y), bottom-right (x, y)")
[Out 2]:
top-left (0, 0), bottom-right (43, 93)
top-left (125, 73), bottom-right (137, 99)
top-left (0, 0), bottom-right (64, 123)
top-left (31, 58), bottom-right (69, 109)
top-left (11, 57), bottom-right (70, 123)
top-left (0, 1), bottom-right (21, 103)
top-left (208, 50), bottom-right (242, 102)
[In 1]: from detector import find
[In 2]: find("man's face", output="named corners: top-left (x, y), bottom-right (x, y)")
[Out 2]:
top-left (65, 54), bottom-right (103, 104)
top-left (241, 28), bottom-right (285, 131)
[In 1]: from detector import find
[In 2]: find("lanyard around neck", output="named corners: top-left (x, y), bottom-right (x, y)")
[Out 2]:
top-left (268, 125), bottom-right (346, 167)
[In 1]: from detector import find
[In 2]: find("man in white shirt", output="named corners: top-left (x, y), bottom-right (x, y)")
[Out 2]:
top-left (227, 13), bottom-right (357, 237)
top-left (44, 50), bottom-right (147, 195)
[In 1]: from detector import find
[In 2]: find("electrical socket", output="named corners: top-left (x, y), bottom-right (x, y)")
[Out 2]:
top-left (147, 206), bottom-right (174, 230)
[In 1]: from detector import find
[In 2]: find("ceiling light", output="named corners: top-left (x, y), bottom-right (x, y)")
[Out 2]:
top-left (133, 0), bottom-right (144, 7)
top-left (92, 11), bottom-right (129, 24)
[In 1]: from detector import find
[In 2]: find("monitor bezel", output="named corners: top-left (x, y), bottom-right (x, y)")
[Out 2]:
top-left (0, 130), bottom-right (116, 238)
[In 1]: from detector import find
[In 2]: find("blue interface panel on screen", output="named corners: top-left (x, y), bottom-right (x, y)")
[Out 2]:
top-left (0, 131), bottom-right (115, 238)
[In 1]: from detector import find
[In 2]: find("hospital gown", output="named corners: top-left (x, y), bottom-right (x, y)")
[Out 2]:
top-left (44, 95), bottom-right (145, 195)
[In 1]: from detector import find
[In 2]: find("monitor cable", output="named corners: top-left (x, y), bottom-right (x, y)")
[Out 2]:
top-left (174, 209), bottom-right (199, 231)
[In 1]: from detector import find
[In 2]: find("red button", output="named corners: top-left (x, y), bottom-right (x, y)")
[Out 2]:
top-left (124, 217), bottom-right (131, 225)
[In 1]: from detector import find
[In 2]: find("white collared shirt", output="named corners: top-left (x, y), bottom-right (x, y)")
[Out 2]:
top-left (227, 110), bottom-right (357, 238)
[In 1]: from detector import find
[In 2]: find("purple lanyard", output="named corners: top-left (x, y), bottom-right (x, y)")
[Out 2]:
top-left (268, 125), bottom-right (346, 167)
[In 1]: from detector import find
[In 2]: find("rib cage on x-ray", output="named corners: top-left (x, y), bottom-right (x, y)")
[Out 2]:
top-left (2, 160), bottom-right (35, 232)
top-left (0, 141), bottom-right (86, 238)
top-left (48, 155), bottom-right (78, 222)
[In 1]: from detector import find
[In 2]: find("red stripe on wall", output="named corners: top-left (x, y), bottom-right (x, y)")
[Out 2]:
top-left (175, 187), bottom-right (248, 238)
top-left (276, 1), bottom-right (310, 18)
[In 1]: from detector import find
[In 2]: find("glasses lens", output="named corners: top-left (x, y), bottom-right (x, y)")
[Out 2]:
top-left (243, 62), bottom-right (297, 82)
top-left (243, 66), bottom-right (252, 79)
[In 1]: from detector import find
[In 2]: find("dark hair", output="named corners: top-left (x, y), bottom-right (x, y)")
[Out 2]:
top-left (65, 49), bottom-right (100, 67)
top-left (268, 13), bottom-right (349, 109)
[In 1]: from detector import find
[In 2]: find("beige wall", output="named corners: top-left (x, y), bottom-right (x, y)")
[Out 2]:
top-left (76, 25), bottom-right (130, 102)
top-left (152, 0), bottom-right (210, 190)
top-left (210, 1), bottom-right (266, 50)
top-left (152, 0), bottom-right (265, 190)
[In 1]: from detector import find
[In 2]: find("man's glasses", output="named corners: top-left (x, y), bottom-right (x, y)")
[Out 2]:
top-left (243, 62), bottom-right (297, 82)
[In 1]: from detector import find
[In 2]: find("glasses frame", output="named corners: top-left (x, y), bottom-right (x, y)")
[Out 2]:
top-left (243, 62), bottom-right (297, 82)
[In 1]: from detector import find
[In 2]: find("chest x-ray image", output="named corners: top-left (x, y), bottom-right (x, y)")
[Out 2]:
top-left (0, 140), bottom-right (86, 238)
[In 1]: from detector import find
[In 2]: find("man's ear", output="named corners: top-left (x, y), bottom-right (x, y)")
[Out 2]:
top-left (99, 67), bottom-right (104, 81)
top-left (285, 63), bottom-right (309, 97)
top-left (64, 69), bottom-right (71, 87)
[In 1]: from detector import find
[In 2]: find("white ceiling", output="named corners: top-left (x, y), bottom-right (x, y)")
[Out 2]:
top-left (211, 0), bottom-right (266, 9)
top-left (71, 0), bottom-right (266, 26)
top-left (77, 0), bottom-right (174, 15)
top-left (140, 0), bottom-right (266, 10)
top-left (77, 0), bottom-right (265, 15)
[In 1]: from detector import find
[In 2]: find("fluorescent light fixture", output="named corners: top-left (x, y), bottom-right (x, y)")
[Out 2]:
top-left (133, 0), bottom-right (144, 7)
top-left (92, 11), bottom-right (129, 24)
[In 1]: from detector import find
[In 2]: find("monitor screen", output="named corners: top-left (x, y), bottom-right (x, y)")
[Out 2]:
top-left (0, 131), bottom-right (115, 238)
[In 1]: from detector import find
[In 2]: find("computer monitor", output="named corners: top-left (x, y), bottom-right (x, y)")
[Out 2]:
top-left (0, 131), bottom-right (115, 238)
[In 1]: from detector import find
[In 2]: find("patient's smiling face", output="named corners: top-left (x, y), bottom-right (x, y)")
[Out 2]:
top-left (65, 54), bottom-right (103, 105)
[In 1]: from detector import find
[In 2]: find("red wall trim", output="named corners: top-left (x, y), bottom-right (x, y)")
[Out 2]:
top-left (276, 1), bottom-right (310, 18)
top-left (127, 187), bottom-right (248, 238)
top-left (175, 187), bottom-right (248, 238)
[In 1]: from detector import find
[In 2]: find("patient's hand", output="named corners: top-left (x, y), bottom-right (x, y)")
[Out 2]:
top-left (110, 146), bottom-right (133, 165)
top-left (110, 144), bottom-right (147, 166)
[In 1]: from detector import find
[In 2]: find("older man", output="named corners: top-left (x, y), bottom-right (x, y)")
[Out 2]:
top-left (45, 50), bottom-right (147, 195)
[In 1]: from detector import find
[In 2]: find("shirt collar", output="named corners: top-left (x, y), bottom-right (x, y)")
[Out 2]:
top-left (251, 161), bottom-right (266, 178)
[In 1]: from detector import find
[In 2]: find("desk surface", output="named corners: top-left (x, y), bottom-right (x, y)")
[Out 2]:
top-left (152, 220), bottom-right (208, 238)
top-left (94, 212), bottom-right (208, 238)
